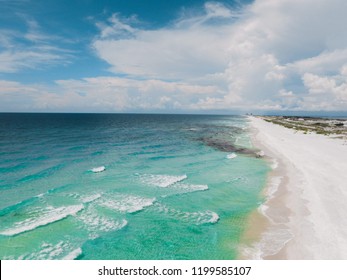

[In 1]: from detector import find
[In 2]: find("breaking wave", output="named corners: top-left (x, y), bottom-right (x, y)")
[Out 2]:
top-left (156, 204), bottom-right (219, 225)
top-left (0, 205), bottom-right (84, 236)
top-left (139, 174), bottom-right (188, 188)
top-left (100, 194), bottom-right (155, 213)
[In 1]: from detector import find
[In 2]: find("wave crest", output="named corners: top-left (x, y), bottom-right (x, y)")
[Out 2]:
top-left (100, 194), bottom-right (155, 213)
top-left (0, 204), bottom-right (84, 236)
top-left (139, 174), bottom-right (187, 188)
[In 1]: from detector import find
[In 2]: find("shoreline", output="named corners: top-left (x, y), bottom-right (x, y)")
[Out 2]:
top-left (244, 116), bottom-right (347, 259)
top-left (240, 118), bottom-right (293, 259)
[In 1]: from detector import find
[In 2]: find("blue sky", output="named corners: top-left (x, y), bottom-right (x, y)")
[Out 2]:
top-left (1, 0), bottom-right (347, 113)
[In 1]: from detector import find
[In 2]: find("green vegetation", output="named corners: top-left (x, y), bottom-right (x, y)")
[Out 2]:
top-left (260, 116), bottom-right (347, 139)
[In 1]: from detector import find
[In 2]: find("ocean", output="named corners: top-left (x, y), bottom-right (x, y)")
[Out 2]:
top-left (0, 113), bottom-right (269, 260)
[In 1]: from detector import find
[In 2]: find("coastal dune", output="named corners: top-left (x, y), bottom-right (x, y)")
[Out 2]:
top-left (249, 116), bottom-right (347, 259)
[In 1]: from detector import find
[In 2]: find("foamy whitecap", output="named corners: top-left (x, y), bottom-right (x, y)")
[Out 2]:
top-left (0, 205), bottom-right (84, 236)
top-left (227, 153), bottom-right (237, 159)
top-left (63, 248), bottom-right (82, 260)
top-left (182, 210), bottom-right (219, 225)
top-left (77, 206), bottom-right (128, 234)
top-left (91, 166), bottom-right (106, 173)
top-left (166, 183), bottom-right (208, 195)
top-left (227, 177), bottom-right (248, 183)
top-left (194, 210), bottom-right (219, 224)
top-left (80, 193), bottom-right (102, 203)
top-left (139, 174), bottom-right (187, 188)
top-left (19, 241), bottom-right (80, 260)
top-left (100, 194), bottom-right (155, 213)
top-left (156, 204), bottom-right (219, 225)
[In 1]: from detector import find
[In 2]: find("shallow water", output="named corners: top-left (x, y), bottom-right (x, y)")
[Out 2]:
top-left (0, 113), bottom-right (269, 259)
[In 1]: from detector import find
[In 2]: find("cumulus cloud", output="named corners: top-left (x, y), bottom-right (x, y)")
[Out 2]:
top-left (92, 2), bottom-right (238, 79)
top-left (55, 77), bottom-right (219, 111)
top-left (0, 77), bottom-right (220, 112)
top-left (90, 0), bottom-right (347, 112)
top-left (220, 0), bottom-right (347, 111)
top-left (302, 69), bottom-right (347, 107)
top-left (2, 0), bottom-right (347, 112)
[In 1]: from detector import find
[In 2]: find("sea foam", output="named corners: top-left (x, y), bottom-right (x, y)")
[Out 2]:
top-left (18, 241), bottom-right (80, 260)
top-left (139, 174), bottom-right (187, 188)
top-left (0, 205), bottom-right (84, 236)
top-left (156, 204), bottom-right (219, 225)
top-left (62, 248), bottom-right (82, 260)
top-left (242, 227), bottom-right (293, 259)
top-left (226, 153), bottom-right (237, 159)
top-left (80, 193), bottom-right (102, 203)
top-left (257, 176), bottom-right (283, 219)
top-left (100, 194), bottom-right (155, 213)
top-left (174, 183), bottom-right (208, 192)
top-left (76, 205), bottom-right (128, 236)
top-left (163, 183), bottom-right (208, 196)
top-left (91, 166), bottom-right (106, 173)
top-left (271, 158), bottom-right (279, 169)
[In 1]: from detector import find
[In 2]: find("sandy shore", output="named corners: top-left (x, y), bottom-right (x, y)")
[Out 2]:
top-left (247, 116), bottom-right (347, 259)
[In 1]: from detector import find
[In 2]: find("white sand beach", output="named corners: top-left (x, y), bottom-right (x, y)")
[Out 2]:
top-left (248, 116), bottom-right (347, 259)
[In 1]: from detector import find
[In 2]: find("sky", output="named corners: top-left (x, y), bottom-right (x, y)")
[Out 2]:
top-left (0, 0), bottom-right (347, 114)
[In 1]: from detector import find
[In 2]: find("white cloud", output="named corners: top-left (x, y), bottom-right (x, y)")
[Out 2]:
top-left (55, 77), bottom-right (221, 111)
top-left (279, 89), bottom-right (294, 97)
top-left (220, 0), bottom-right (347, 111)
top-left (92, 3), bottom-right (236, 80)
top-left (204, 2), bottom-right (233, 18)
top-left (2, 0), bottom-right (347, 112)
top-left (90, 0), bottom-right (347, 112)
top-left (0, 50), bottom-right (67, 73)
top-left (291, 49), bottom-right (347, 75)
top-left (0, 19), bottom-right (72, 73)
top-left (0, 77), bottom-right (220, 112)
top-left (303, 70), bottom-right (347, 104)
top-left (95, 14), bottom-right (138, 39)
top-left (0, 80), bottom-right (52, 111)
top-left (303, 73), bottom-right (337, 95)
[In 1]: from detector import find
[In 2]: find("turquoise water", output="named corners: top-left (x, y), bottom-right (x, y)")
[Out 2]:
top-left (0, 114), bottom-right (269, 259)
